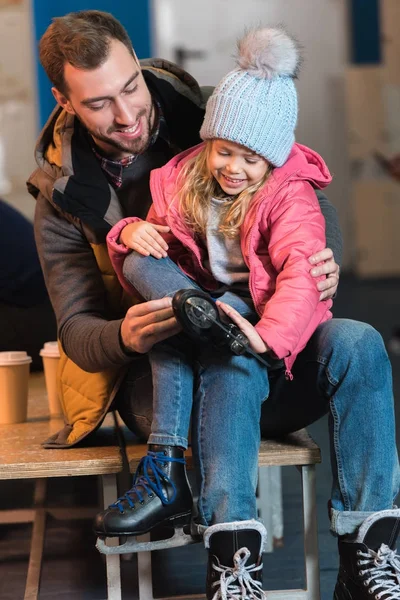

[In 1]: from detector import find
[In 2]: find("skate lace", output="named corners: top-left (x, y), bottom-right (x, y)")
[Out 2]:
top-left (211, 547), bottom-right (266, 600)
top-left (357, 544), bottom-right (400, 599)
top-left (110, 451), bottom-right (185, 514)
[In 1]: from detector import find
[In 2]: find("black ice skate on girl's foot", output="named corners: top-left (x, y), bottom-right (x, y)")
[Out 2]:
top-left (172, 289), bottom-right (270, 368)
top-left (94, 445), bottom-right (193, 537)
top-left (334, 509), bottom-right (400, 600)
top-left (172, 289), bottom-right (244, 348)
top-left (204, 520), bottom-right (267, 600)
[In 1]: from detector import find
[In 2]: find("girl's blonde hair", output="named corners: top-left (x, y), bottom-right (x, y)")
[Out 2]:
top-left (176, 142), bottom-right (271, 239)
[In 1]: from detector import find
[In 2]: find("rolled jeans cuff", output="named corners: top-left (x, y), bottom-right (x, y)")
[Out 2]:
top-left (147, 433), bottom-right (188, 449)
top-left (330, 508), bottom-right (375, 536)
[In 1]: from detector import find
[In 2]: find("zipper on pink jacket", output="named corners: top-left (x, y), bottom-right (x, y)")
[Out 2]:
top-left (246, 172), bottom-right (298, 315)
top-left (246, 172), bottom-right (301, 381)
top-left (285, 368), bottom-right (294, 381)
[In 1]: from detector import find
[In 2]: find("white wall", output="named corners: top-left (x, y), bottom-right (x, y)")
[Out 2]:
top-left (151, 0), bottom-right (352, 267)
top-left (0, 0), bottom-right (38, 220)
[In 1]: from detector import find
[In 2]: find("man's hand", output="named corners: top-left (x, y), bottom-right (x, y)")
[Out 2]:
top-left (309, 248), bottom-right (340, 301)
top-left (120, 297), bottom-right (181, 354)
top-left (216, 300), bottom-right (268, 354)
top-left (120, 221), bottom-right (170, 259)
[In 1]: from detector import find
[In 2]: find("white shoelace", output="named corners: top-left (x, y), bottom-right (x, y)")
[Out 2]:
top-left (211, 547), bottom-right (266, 600)
top-left (358, 543), bottom-right (400, 599)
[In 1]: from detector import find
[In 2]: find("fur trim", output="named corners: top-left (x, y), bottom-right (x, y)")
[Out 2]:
top-left (204, 519), bottom-right (267, 551)
top-left (236, 26), bottom-right (301, 79)
top-left (355, 509), bottom-right (400, 543)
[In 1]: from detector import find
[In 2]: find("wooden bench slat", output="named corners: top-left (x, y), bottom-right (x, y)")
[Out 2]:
top-left (0, 374), bottom-right (123, 480)
top-left (0, 421), bottom-right (124, 479)
top-left (258, 432), bottom-right (321, 466)
top-left (125, 429), bottom-right (321, 471)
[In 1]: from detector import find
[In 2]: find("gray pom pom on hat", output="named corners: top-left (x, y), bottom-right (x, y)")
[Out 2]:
top-left (237, 26), bottom-right (301, 79)
top-left (200, 26), bottom-right (301, 167)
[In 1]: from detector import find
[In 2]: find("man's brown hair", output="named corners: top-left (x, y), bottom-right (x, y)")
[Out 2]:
top-left (39, 10), bottom-right (135, 96)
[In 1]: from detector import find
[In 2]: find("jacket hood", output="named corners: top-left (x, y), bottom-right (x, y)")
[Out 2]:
top-left (26, 105), bottom-right (67, 205)
top-left (271, 142), bottom-right (332, 189)
top-left (152, 141), bottom-right (332, 206)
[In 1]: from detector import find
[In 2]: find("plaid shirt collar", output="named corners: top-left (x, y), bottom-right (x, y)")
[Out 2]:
top-left (92, 100), bottom-right (168, 188)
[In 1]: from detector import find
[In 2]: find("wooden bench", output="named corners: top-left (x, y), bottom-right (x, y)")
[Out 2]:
top-left (1, 373), bottom-right (322, 600)
top-left (0, 372), bottom-right (124, 600)
top-left (96, 428), bottom-right (322, 600)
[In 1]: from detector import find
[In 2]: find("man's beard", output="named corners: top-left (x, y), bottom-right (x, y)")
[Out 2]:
top-left (80, 104), bottom-right (154, 156)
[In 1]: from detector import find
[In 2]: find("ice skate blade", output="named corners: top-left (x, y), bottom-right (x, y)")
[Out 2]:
top-left (96, 525), bottom-right (199, 555)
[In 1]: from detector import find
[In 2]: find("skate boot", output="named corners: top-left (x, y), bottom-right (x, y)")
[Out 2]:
top-left (94, 444), bottom-right (193, 537)
top-left (172, 289), bottom-right (250, 354)
top-left (334, 508), bottom-right (400, 599)
top-left (204, 519), bottom-right (267, 599)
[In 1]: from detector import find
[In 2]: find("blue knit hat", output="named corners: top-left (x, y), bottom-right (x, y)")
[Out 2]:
top-left (200, 27), bottom-right (301, 167)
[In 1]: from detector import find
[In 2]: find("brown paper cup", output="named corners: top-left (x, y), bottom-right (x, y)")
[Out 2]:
top-left (40, 342), bottom-right (61, 417)
top-left (0, 352), bottom-right (31, 424)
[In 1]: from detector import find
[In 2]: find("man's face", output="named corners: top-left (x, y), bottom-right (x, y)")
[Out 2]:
top-left (53, 39), bottom-right (155, 159)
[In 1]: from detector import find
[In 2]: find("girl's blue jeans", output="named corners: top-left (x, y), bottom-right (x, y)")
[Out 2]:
top-left (117, 253), bottom-right (400, 535)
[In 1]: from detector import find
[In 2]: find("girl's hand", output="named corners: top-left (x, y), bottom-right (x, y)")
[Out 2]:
top-left (120, 221), bottom-right (170, 259)
top-left (216, 300), bottom-right (269, 354)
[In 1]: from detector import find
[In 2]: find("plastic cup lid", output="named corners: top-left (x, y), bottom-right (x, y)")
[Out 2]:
top-left (0, 351), bottom-right (32, 366)
top-left (39, 341), bottom-right (60, 358)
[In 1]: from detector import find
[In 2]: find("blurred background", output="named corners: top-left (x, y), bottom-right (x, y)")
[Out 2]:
top-left (2, 0), bottom-right (400, 275)
top-left (1, 0), bottom-right (400, 598)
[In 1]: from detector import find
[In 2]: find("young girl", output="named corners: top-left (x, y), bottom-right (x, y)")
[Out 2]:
top-left (97, 26), bottom-right (332, 597)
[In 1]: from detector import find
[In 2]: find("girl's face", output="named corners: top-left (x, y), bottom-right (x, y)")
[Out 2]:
top-left (207, 140), bottom-right (269, 196)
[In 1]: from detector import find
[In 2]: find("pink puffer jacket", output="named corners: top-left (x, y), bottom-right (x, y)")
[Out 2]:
top-left (107, 142), bottom-right (333, 376)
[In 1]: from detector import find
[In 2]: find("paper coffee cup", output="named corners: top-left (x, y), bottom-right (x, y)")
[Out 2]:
top-left (40, 342), bottom-right (62, 416)
top-left (0, 351), bottom-right (32, 424)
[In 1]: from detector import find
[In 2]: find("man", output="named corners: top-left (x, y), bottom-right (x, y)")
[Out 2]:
top-left (29, 11), bottom-right (399, 600)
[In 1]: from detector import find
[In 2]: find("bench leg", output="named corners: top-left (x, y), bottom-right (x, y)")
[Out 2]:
top-left (257, 466), bottom-right (273, 552)
top-left (301, 465), bottom-right (320, 600)
top-left (257, 466), bottom-right (284, 552)
top-left (270, 466), bottom-right (283, 546)
top-left (137, 533), bottom-right (155, 600)
top-left (101, 474), bottom-right (122, 600)
top-left (24, 479), bottom-right (47, 600)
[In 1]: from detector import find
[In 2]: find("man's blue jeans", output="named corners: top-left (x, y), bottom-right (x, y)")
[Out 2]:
top-left (116, 253), bottom-right (400, 535)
